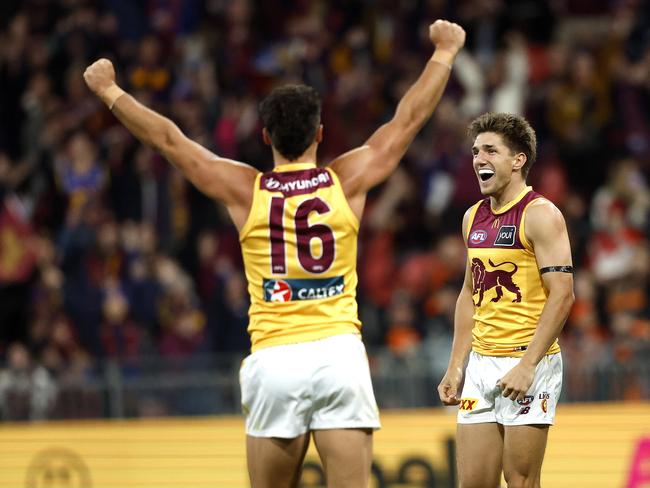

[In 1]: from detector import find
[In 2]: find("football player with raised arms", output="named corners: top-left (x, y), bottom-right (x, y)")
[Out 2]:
top-left (85, 19), bottom-right (465, 488)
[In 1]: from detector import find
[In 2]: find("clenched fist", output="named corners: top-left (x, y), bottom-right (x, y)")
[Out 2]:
top-left (429, 20), bottom-right (466, 55)
top-left (83, 58), bottom-right (116, 96)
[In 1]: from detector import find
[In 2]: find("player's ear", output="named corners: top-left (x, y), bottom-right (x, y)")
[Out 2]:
top-left (513, 152), bottom-right (526, 172)
top-left (262, 127), bottom-right (272, 146)
top-left (315, 124), bottom-right (323, 143)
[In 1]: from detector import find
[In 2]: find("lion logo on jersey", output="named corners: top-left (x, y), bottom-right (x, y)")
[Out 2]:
top-left (471, 258), bottom-right (522, 306)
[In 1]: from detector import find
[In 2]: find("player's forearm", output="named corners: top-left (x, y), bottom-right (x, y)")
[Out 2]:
top-left (520, 288), bottom-right (574, 367)
top-left (392, 49), bottom-right (455, 137)
top-left (447, 287), bottom-right (475, 371)
top-left (104, 86), bottom-right (178, 155)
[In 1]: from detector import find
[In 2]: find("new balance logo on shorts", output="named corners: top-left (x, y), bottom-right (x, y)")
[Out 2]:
top-left (263, 276), bottom-right (345, 302)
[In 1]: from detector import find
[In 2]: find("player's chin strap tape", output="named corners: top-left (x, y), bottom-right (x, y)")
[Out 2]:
top-left (539, 266), bottom-right (574, 274)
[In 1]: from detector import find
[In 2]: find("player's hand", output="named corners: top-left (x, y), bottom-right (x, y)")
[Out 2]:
top-left (496, 361), bottom-right (536, 402)
top-left (429, 20), bottom-right (466, 55)
top-left (83, 58), bottom-right (117, 97)
top-left (437, 367), bottom-right (464, 406)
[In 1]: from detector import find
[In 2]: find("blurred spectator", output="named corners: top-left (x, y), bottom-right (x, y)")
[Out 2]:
top-left (100, 287), bottom-right (149, 364)
top-left (129, 35), bottom-right (171, 102)
top-left (0, 342), bottom-right (57, 420)
top-left (385, 291), bottom-right (421, 358)
top-left (203, 270), bottom-right (250, 354)
top-left (56, 131), bottom-right (106, 222)
top-left (591, 159), bottom-right (650, 233)
top-left (159, 306), bottom-right (206, 358)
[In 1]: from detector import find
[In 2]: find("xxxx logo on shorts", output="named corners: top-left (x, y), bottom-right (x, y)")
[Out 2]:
top-left (459, 398), bottom-right (479, 411)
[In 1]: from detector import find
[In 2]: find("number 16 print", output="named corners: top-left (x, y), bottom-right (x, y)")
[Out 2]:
top-left (269, 197), bottom-right (335, 274)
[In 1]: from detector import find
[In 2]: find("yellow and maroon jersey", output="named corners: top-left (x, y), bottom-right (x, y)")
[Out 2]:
top-left (239, 162), bottom-right (361, 352)
top-left (465, 186), bottom-right (560, 357)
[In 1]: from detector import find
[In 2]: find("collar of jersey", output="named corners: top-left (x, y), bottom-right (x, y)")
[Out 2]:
top-left (490, 186), bottom-right (532, 215)
top-left (272, 162), bottom-right (318, 173)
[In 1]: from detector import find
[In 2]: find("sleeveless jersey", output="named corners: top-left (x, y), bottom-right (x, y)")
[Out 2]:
top-left (239, 162), bottom-right (361, 352)
top-left (465, 186), bottom-right (560, 357)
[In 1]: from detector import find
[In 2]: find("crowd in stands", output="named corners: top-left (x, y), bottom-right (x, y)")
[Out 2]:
top-left (0, 0), bottom-right (648, 419)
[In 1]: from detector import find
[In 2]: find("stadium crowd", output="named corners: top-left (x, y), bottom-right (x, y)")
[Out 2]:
top-left (0, 0), bottom-right (649, 420)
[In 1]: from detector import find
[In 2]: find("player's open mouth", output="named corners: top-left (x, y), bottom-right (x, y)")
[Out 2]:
top-left (478, 168), bottom-right (495, 182)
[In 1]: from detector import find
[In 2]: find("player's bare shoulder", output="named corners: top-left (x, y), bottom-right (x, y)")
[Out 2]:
top-left (524, 197), bottom-right (568, 246)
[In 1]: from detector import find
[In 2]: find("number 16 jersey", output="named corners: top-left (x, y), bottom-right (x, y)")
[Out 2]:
top-left (239, 162), bottom-right (361, 352)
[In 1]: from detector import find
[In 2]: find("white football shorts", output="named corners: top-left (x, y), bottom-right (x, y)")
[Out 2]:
top-left (240, 333), bottom-right (381, 438)
top-left (457, 351), bottom-right (563, 426)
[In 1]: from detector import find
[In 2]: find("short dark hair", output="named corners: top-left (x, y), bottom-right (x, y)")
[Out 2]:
top-left (468, 113), bottom-right (537, 178)
top-left (259, 85), bottom-right (321, 161)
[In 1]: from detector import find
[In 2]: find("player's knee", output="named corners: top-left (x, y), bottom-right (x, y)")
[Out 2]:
top-left (504, 471), bottom-right (540, 488)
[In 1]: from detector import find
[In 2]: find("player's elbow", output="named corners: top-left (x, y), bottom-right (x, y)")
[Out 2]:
top-left (565, 289), bottom-right (575, 311)
top-left (157, 121), bottom-right (180, 155)
top-left (553, 286), bottom-right (575, 316)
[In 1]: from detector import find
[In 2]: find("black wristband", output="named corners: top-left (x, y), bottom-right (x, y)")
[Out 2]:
top-left (539, 266), bottom-right (573, 274)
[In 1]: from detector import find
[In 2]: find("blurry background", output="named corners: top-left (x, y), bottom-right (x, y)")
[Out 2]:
top-left (0, 0), bottom-right (648, 486)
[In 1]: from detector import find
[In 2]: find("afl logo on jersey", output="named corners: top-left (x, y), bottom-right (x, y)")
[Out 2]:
top-left (265, 279), bottom-right (292, 302)
top-left (469, 230), bottom-right (488, 244)
top-left (265, 177), bottom-right (281, 190)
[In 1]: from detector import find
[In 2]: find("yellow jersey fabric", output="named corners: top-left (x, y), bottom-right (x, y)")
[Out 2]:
top-left (239, 162), bottom-right (361, 352)
top-left (465, 186), bottom-right (560, 357)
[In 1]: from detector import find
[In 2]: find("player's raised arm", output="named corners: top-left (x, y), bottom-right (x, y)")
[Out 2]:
top-left (83, 58), bottom-right (258, 230)
top-left (329, 20), bottom-right (465, 208)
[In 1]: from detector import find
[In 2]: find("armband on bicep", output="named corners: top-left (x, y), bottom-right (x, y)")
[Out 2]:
top-left (539, 266), bottom-right (573, 275)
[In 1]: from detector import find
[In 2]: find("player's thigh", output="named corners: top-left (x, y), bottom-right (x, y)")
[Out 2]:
top-left (457, 423), bottom-right (504, 488)
top-left (312, 428), bottom-right (373, 488)
top-left (502, 425), bottom-right (548, 488)
top-left (246, 434), bottom-right (310, 488)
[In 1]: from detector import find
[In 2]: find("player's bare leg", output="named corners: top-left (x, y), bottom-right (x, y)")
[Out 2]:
top-left (502, 425), bottom-right (548, 488)
top-left (312, 428), bottom-right (373, 488)
top-left (457, 423), bottom-right (504, 488)
top-left (247, 434), bottom-right (310, 488)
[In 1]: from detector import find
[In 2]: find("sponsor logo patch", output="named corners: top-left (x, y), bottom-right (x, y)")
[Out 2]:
top-left (264, 279), bottom-right (293, 302)
top-left (263, 276), bottom-right (344, 302)
top-left (494, 225), bottom-right (516, 246)
top-left (516, 395), bottom-right (534, 406)
top-left (261, 168), bottom-right (333, 197)
top-left (469, 229), bottom-right (488, 244)
top-left (541, 399), bottom-right (548, 413)
top-left (460, 398), bottom-right (478, 411)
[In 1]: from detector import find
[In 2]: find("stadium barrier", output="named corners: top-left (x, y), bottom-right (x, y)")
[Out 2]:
top-left (0, 403), bottom-right (648, 487)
